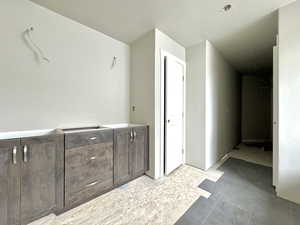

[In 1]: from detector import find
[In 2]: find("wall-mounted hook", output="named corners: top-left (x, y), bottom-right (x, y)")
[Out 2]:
top-left (111, 56), bottom-right (117, 68)
top-left (25, 27), bottom-right (34, 32)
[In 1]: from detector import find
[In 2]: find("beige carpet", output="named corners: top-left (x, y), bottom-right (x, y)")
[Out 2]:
top-left (29, 165), bottom-right (222, 225)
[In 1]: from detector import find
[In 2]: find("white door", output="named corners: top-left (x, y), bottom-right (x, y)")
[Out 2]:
top-left (273, 42), bottom-right (279, 187)
top-left (165, 56), bottom-right (185, 175)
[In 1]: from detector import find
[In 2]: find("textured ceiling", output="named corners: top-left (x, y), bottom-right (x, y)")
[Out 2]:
top-left (30, 0), bottom-right (295, 73)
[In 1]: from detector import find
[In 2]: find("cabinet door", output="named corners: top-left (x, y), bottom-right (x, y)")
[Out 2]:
top-left (0, 139), bottom-right (21, 225)
top-left (114, 128), bottom-right (131, 186)
top-left (20, 135), bottom-right (64, 224)
top-left (131, 127), bottom-right (147, 178)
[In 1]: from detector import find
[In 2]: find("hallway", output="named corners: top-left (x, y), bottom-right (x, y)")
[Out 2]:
top-left (229, 143), bottom-right (272, 167)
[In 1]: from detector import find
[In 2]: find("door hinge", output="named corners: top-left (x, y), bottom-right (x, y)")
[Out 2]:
top-left (182, 149), bottom-right (184, 154)
top-left (182, 76), bottom-right (184, 82)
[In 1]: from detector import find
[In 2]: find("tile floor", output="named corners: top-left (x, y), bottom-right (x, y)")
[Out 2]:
top-left (176, 158), bottom-right (300, 225)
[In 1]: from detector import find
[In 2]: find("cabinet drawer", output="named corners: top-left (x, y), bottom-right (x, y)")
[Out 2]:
top-left (65, 130), bottom-right (113, 149)
top-left (65, 142), bottom-right (113, 195)
top-left (65, 178), bottom-right (113, 207)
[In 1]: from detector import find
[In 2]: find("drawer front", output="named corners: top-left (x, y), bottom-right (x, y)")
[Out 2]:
top-left (65, 142), bottom-right (113, 195)
top-left (65, 130), bottom-right (113, 149)
top-left (65, 178), bottom-right (113, 207)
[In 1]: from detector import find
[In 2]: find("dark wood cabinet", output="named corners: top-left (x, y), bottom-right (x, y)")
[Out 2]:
top-left (0, 125), bottom-right (149, 224)
top-left (113, 126), bottom-right (149, 186)
top-left (0, 133), bottom-right (64, 225)
top-left (64, 129), bottom-right (114, 208)
top-left (20, 135), bottom-right (64, 224)
top-left (0, 139), bottom-right (21, 225)
top-left (131, 126), bottom-right (148, 178)
top-left (114, 128), bottom-right (132, 186)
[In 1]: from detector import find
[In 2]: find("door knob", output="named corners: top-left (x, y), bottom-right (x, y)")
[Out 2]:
top-left (167, 119), bottom-right (171, 123)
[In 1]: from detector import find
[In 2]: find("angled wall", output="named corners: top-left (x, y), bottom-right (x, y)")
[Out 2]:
top-left (186, 41), bottom-right (241, 170)
top-left (130, 29), bottom-right (185, 178)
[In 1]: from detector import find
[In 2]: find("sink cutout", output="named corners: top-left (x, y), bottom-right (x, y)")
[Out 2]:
top-left (62, 126), bottom-right (107, 132)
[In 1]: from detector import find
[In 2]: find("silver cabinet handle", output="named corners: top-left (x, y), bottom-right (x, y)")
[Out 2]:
top-left (23, 144), bottom-right (28, 163)
top-left (130, 129), bottom-right (134, 142)
top-left (89, 137), bottom-right (97, 140)
top-left (133, 131), bottom-right (137, 139)
top-left (12, 146), bottom-right (17, 165)
top-left (86, 181), bottom-right (98, 187)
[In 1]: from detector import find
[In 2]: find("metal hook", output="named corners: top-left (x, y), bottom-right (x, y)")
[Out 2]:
top-left (24, 26), bottom-right (50, 63)
top-left (111, 56), bottom-right (117, 68)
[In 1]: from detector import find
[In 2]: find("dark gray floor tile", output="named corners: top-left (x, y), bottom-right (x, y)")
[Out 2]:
top-left (199, 179), bottom-right (218, 194)
top-left (203, 197), bottom-right (251, 225)
top-left (175, 194), bottom-right (222, 225)
top-left (177, 158), bottom-right (300, 225)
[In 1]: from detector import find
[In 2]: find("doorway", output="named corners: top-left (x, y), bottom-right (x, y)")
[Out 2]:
top-left (161, 50), bottom-right (186, 176)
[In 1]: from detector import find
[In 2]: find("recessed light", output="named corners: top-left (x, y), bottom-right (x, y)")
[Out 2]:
top-left (223, 4), bottom-right (232, 12)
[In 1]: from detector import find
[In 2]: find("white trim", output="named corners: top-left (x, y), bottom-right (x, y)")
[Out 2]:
top-left (160, 49), bottom-right (186, 177)
top-left (273, 41), bottom-right (279, 188)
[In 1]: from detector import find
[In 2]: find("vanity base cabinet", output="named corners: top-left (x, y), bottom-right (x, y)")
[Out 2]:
top-left (0, 125), bottom-right (149, 224)
top-left (20, 135), bottom-right (64, 224)
top-left (114, 126), bottom-right (149, 187)
top-left (0, 134), bottom-right (64, 225)
top-left (113, 128), bottom-right (132, 186)
top-left (0, 139), bottom-right (21, 225)
top-left (131, 126), bottom-right (148, 178)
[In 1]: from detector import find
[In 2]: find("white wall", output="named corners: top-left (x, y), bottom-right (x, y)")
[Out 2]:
top-left (205, 41), bottom-right (240, 168)
top-left (130, 30), bottom-right (156, 177)
top-left (186, 42), bottom-right (207, 169)
top-left (186, 41), bottom-right (240, 170)
top-left (130, 29), bottom-right (185, 178)
top-left (277, 0), bottom-right (300, 204)
top-left (154, 29), bottom-right (186, 178)
top-left (0, 0), bottom-right (130, 132)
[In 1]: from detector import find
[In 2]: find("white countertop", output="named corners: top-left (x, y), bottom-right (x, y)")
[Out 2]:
top-left (0, 123), bottom-right (147, 140)
top-left (0, 129), bottom-right (59, 140)
top-left (103, 123), bottom-right (146, 128)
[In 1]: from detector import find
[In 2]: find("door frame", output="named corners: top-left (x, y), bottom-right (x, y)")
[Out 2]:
top-left (273, 37), bottom-right (279, 188)
top-left (160, 49), bottom-right (186, 177)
